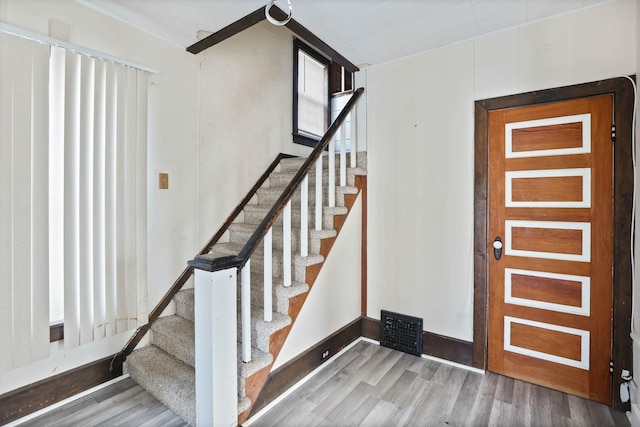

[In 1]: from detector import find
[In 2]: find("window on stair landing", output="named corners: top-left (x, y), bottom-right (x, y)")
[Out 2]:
top-left (293, 39), bottom-right (330, 147)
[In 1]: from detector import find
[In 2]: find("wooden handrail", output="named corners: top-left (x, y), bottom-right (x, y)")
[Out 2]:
top-left (119, 152), bottom-right (295, 359)
top-left (236, 87), bottom-right (364, 266)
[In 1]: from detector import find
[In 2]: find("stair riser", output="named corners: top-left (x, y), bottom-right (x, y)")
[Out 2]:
top-left (152, 322), bottom-right (195, 369)
top-left (237, 282), bottom-right (276, 310)
top-left (175, 291), bottom-right (194, 322)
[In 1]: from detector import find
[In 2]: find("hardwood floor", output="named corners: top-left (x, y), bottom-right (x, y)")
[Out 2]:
top-left (247, 340), bottom-right (630, 427)
top-left (18, 340), bottom-right (630, 427)
top-left (18, 377), bottom-right (188, 427)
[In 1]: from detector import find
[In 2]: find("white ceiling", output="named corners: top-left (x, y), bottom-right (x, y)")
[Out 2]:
top-left (78, 0), bottom-right (613, 67)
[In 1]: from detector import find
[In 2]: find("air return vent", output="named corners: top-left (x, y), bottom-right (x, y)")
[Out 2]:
top-left (380, 310), bottom-right (423, 357)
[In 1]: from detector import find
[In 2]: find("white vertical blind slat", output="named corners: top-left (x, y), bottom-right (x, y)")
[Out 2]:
top-left (0, 33), bottom-right (15, 374)
top-left (104, 62), bottom-right (118, 337)
top-left (30, 40), bottom-right (51, 362)
top-left (93, 59), bottom-right (107, 340)
top-left (124, 67), bottom-right (138, 331)
top-left (115, 65), bottom-right (127, 334)
top-left (63, 50), bottom-right (81, 350)
top-left (0, 35), bottom-right (51, 369)
top-left (135, 71), bottom-right (149, 327)
top-left (11, 36), bottom-right (34, 367)
top-left (49, 46), bottom-right (66, 326)
top-left (79, 55), bottom-right (95, 345)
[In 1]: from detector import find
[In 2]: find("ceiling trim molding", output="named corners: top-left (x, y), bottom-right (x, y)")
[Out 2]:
top-left (186, 6), bottom-right (358, 73)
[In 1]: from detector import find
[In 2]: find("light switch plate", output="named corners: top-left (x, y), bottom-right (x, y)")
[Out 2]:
top-left (159, 173), bottom-right (169, 189)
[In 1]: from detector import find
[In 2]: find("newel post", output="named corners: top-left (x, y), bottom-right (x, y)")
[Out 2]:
top-left (188, 255), bottom-right (242, 427)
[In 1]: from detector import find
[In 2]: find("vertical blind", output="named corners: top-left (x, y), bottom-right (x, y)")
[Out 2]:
top-left (0, 31), bottom-right (149, 374)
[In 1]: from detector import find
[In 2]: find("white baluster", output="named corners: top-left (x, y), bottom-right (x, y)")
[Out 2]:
top-left (315, 157), bottom-right (322, 231)
top-left (340, 121), bottom-right (347, 187)
top-left (263, 228), bottom-right (272, 322)
top-left (241, 260), bottom-right (251, 362)
top-left (300, 174), bottom-right (309, 257)
top-left (329, 136), bottom-right (336, 207)
top-left (350, 109), bottom-right (357, 168)
top-left (283, 201), bottom-right (292, 288)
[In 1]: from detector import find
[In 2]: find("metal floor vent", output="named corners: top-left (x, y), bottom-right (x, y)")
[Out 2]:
top-left (380, 310), bottom-right (423, 357)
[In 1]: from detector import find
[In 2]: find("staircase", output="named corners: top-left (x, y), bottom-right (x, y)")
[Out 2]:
top-left (125, 153), bottom-right (367, 425)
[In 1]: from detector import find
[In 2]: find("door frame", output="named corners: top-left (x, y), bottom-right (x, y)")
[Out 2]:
top-left (473, 76), bottom-right (636, 409)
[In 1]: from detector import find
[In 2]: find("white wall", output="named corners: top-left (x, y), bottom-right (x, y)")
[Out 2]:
top-left (197, 23), bottom-right (313, 239)
top-left (366, 0), bottom-right (636, 342)
top-left (0, 0), bottom-right (201, 393)
top-left (274, 195), bottom-right (362, 369)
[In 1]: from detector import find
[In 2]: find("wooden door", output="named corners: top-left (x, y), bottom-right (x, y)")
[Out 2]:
top-left (487, 95), bottom-right (613, 404)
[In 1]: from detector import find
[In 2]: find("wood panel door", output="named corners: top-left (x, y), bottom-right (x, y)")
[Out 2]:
top-left (487, 95), bottom-right (613, 404)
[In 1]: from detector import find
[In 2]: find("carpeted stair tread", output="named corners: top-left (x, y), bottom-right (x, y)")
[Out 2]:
top-left (244, 202), bottom-right (348, 228)
top-left (269, 167), bottom-right (367, 188)
top-left (238, 397), bottom-right (251, 415)
top-left (256, 185), bottom-right (359, 207)
top-left (228, 222), bottom-right (336, 252)
top-left (207, 241), bottom-right (244, 258)
top-left (237, 344), bottom-right (273, 380)
top-left (237, 311), bottom-right (292, 353)
top-left (278, 152), bottom-right (367, 172)
top-left (275, 280), bottom-right (310, 314)
top-left (278, 155), bottom-right (343, 172)
top-left (237, 273), bottom-right (309, 314)
top-left (152, 315), bottom-right (195, 368)
top-left (126, 345), bottom-right (195, 426)
top-left (206, 241), bottom-right (325, 280)
top-left (279, 154), bottom-right (367, 171)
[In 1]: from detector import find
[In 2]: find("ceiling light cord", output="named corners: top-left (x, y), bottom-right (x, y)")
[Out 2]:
top-left (265, 0), bottom-right (292, 26)
top-left (621, 75), bottom-right (638, 340)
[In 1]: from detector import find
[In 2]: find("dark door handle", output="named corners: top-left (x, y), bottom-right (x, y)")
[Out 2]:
top-left (493, 237), bottom-right (503, 260)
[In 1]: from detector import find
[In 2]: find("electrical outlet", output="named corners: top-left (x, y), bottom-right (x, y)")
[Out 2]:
top-left (322, 349), bottom-right (330, 359)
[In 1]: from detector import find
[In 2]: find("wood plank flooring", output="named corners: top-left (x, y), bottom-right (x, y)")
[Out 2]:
top-left (248, 340), bottom-right (630, 427)
top-left (18, 377), bottom-right (188, 427)
top-left (18, 340), bottom-right (629, 426)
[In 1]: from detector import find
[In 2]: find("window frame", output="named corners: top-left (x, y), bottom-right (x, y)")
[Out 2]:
top-left (292, 39), bottom-right (331, 148)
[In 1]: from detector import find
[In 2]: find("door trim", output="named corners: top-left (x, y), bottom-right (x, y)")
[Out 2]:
top-left (473, 76), bottom-right (636, 409)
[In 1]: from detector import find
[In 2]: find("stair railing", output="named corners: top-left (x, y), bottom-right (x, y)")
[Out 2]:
top-left (119, 152), bottom-right (295, 360)
top-left (198, 87), bottom-right (365, 364)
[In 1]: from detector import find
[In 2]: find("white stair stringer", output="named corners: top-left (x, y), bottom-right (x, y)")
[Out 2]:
top-left (125, 153), bottom-right (367, 425)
